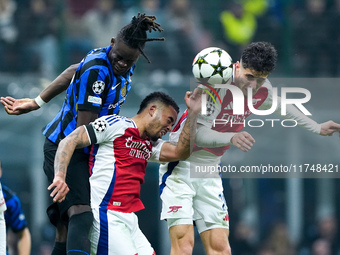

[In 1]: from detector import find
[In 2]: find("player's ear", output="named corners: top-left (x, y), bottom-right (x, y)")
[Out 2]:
top-left (110, 38), bottom-right (115, 46)
top-left (148, 104), bottom-right (157, 117)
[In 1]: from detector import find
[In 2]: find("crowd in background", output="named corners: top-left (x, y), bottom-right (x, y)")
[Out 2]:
top-left (1, 0), bottom-right (340, 254)
top-left (0, 0), bottom-right (340, 78)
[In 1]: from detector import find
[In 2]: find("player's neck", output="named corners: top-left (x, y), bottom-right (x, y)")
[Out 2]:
top-left (131, 115), bottom-right (147, 139)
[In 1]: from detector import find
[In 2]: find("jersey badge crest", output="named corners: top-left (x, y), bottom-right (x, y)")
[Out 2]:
top-left (121, 86), bottom-right (127, 97)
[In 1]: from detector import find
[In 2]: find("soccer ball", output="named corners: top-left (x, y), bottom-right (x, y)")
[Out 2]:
top-left (192, 47), bottom-right (233, 86)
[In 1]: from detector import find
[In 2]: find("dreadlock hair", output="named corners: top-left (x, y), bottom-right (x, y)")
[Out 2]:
top-left (241, 41), bottom-right (278, 75)
top-left (137, 92), bottom-right (179, 114)
top-left (117, 13), bottom-right (165, 63)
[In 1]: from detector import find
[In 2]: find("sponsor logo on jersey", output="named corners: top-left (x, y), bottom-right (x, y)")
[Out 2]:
top-left (88, 96), bottom-right (102, 105)
top-left (125, 136), bottom-right (152, 160)
top-left (112, 201), bottom-right (121, 206)
top-left (108, 97), bottom-right (126, 110)
top-left (223, 213), bottom-right (229, 222)
top-left (111, 82), bottom-right (121, 90)
top-left (167, 206), bottom-right (182, 213)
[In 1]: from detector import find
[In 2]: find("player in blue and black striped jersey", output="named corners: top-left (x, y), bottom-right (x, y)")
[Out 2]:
top-left (0, 161), bottom-right (31, 255)
top-left (1, 13), bottom-right (165, 255)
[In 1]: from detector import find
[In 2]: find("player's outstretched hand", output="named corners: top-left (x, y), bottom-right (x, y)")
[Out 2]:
top-left (48, 175), bottom-right (69, 203)
top-left (231, 131), bottom-right (255, 152)
top-left (185, 88), bottom-right (202, 114)
top-left (320, 120), bottom-right (340, 137)
top-left (0, 96), bottom-right (39, 115)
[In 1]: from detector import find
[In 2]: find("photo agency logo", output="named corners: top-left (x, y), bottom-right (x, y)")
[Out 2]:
top-left (199, 84), bottom-right (312, 128)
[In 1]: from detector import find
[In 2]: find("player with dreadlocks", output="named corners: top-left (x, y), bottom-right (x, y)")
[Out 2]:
top-left (1, 13), bottom-right (164, 255)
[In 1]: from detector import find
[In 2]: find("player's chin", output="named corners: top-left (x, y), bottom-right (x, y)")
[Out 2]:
top-left (113, 66), bottom-right (127, 76)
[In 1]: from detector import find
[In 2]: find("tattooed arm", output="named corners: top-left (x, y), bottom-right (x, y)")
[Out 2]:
top-left (48, 126), bottom-right (91, 203)
top-left (158, 89), bottom-right (202, 162)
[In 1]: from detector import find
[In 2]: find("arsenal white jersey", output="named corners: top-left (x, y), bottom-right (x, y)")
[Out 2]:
top-left (0, 182), bottom-right (6, 212)
top-left (85, 115), bottom-right (164, 213)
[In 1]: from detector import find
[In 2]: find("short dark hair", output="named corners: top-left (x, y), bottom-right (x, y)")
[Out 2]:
top-left (137, 92), bottom-right (179, 114)
top-left (118, 13), bottom-right (165, 63)
top-left (241, 41), bottom-right (278, 75)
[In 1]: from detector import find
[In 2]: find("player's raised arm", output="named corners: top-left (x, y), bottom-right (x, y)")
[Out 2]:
top-left (320, 120), bottom-right (340, 137)
top-left (195, 125), bottom-right (255, 152)
top-left (1, 63), bottom-right (79, 115)
top-left (159, 89), bottom-right (202, 161)
top-left (48, 125), bottom-right (91, 203)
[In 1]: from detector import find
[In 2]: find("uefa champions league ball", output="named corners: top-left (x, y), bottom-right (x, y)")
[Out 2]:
top-left (192, 47), bottom-right (233, 86)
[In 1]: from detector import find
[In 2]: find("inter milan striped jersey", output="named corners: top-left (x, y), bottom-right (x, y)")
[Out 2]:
top-left (85, 115), bottom-right (164, 213)
top-left (43, 46), bottom-right (135, 144)
top-left (2, 185), bottom-right (28, 233)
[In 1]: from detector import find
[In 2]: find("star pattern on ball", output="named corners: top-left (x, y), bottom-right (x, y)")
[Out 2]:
top-left (194, 54), bottom-right (209, 70)
top-left (93, 119), bottom-right (107, 132)
top-left (211, 49), bottom-right (223, 57)
top-left (211, 60), bottom-right (228, 78)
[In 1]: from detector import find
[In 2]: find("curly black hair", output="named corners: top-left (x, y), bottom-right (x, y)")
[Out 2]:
top-left (117, 13), bottom-right (165, 63)
top-left (241, 41), bottom-right (278, 75)
top-left (137, 92), bottom-right (179, 114)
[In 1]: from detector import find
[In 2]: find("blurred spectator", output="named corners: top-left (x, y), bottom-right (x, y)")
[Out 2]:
top-left (163, 0), bottom-right (211, 73)
top-left (0, 160), bottom-right (31, 255)
top-left (262, 222), bottom-right (296, 255)
top-left (257, 245), bottom-right (275, 255)
top-left (329, 0), bottom-right (340, 76)
top-left (243, 0), bottom-right (269, 17)
top-left (311, 239), bottom-right (332, 255)
top-left (219, 1), bottom-right (257, 59)
top-left (0, 0), bottom-right (19, 72)
top-left (293, 0), bottom-right (333, 77)
top-left (124, 0), bottom-right (167, 72)
top-left (21, 0), bottom-right (59, 78)
top-left (82, 0), bottom-right (123, 49)
top-left (61, 0), bottom-right (93, 67)
top-left (231, 221), bottom-right (256, 255)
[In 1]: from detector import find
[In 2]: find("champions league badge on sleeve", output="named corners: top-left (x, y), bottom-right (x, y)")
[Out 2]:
top-left (93, 119), bottom-right (107, 132)
top-left (92, 80), bottom-right (105, 94)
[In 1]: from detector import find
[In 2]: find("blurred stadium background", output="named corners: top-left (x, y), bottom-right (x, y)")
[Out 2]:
top-left (0, 0), bottom-right (340, 254)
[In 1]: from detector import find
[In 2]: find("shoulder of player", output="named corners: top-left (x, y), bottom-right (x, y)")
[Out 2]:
top-left (2, 185), bottom-right (20, 205)
top-left (91, 115), bottom-right (136, 131)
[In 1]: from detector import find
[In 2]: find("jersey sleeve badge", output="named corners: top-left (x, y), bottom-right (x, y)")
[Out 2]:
top-left (93, 119), bottom-right (108, 132)
top-left (92, 80), bottom-right (105, 94)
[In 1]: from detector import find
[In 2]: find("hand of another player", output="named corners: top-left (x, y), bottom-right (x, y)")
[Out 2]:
top-left (320, 120), bottom-right (340, 137)
top-left (231, 131), bottom-right (255, 152)
top-left (0, 96), bottom-right (39, 115)
top-left (48, 175), bottom-right (70, 203)
top-left (185, 88), bottom-right (202, 114)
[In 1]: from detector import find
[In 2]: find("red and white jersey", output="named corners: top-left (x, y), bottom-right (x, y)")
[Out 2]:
top-left (0, 182), bottom-right (6, 212)
top-left (170, 65), bottom-right (320, 166)
top-left (194, 81), bottom-right (270, 157)
top-left (85, 115), bottom-right (164, 213)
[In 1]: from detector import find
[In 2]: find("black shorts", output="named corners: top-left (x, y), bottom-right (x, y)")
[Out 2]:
top-left (43, 138), bottom-right (90, 225)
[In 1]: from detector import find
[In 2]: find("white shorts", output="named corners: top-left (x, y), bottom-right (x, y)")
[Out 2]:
top-left (159, 161), bottom-right (229, 234)
top-left (90, 208), bottom-right (155, 255)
